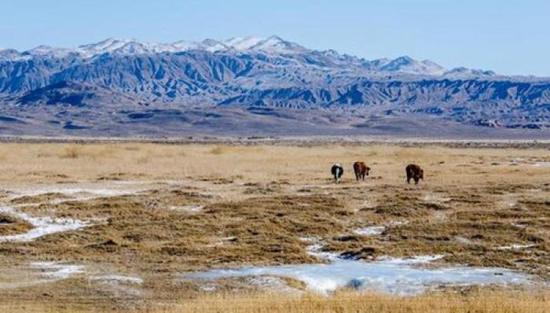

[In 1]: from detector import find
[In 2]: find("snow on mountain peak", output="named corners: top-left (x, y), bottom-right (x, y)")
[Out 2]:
top-left (248, 36), bottom-right (307, 54)
top-left (25, 45), bottom-right (73, 58)
top-left (378, 56), bottom-right (446, 75)
top-left (224, 36), bottom-right (265, 50)
top-left (200, 39), bottom-right (229, 52)
top-left (0, 36), bottom-right (496, 77)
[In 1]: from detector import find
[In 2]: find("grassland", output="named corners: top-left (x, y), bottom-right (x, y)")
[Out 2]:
top-left (0, 142), bottom-right (548, 312)
top-left (5, 291), bottom-right (549, 313)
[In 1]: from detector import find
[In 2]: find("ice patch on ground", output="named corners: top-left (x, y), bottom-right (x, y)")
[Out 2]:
top-left (31, 262), bottom-right (85, 280)
top-left (200, 284), bottom-right (218, 292)
top-left (532, 162), bottom-right (550, 168)
top-left (353, 220), bottom-right (407, 237)
top-left (354, 226), bottom-right (385, 236)
top-left (168, 205), bottom-right (204, 213)
top-left (90, 274), bottom-right (143, 285)
top-left (206, 236), bottom-right (238, 247)
top-left (455, 236), bottom-right (474, 245)
top-left (511, 223), bottom-right (528, 229)
top-left (0, 262), bottom-right (84, 289)
top-left (185, 254), bottom-right (530, 295)
top-left (0, 206), bottom-right (93, 242)
top-left (247, 276), bottom-right (302, 294)
top-left (305, 242), bottom-right (340, 261)
top-left (299, 236), bottom-right (318, 243)
top-left (89, 273), bottom-right (144, 297)
top-left (495, 244), bottom-right (536, 251)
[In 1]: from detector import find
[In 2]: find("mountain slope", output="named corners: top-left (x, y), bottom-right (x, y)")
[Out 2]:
top-left (0, 36), bottom-right (549, 137)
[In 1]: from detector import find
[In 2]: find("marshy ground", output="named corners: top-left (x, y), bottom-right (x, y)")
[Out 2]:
top-left (0, 142), bottom-right (548, 312)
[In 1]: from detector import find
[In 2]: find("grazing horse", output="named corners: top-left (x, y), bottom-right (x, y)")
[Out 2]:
top-left (406, 164), bottom-right (424, 184)
top-left (353, 161), bottom-right (371, 181)
top-left (331, 164), bottom-right (344, 184)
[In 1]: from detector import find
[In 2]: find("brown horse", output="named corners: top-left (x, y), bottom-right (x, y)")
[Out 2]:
top-left (406, 164), bottom-right (424, 184)
top-left (353, 162), bottom-right (371, 181)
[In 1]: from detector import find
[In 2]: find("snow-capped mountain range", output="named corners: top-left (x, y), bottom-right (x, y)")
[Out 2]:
top-left (2, 36), bottom-right (308, 58)
top-left (1, 36), bottom-right (493, 77)
top-left (0, 36), bottom-right (548, 137)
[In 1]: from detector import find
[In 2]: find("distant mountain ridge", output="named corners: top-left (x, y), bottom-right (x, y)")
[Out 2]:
top-left (0, 36), bottom-right (497, 76)
top-left (0, 36), bottom-right (548, 138)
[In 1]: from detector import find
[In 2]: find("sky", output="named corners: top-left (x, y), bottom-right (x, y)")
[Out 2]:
top-left (1, 0), bottom-right (549, 76)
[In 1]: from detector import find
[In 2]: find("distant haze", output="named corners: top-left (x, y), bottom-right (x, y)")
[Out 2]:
top-left (1, 0), bottom-right (549, 76)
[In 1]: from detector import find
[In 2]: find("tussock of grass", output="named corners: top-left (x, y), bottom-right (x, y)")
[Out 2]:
top-left (0, 213), bottom-right (33, 235)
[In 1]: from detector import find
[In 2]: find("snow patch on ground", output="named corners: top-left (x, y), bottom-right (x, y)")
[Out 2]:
top-left (455, 236), bottom-right (474, 245)
top-left (353, 220), bottom-right (407, 237)
top-left (184, 253), bottom-right (530, 295)
top-left (88, 273), bottom-right (144, 297)
top-left (305, 241), bottom-right (339, 261)
top-left (354, 226), bottom-right (385, 236)
top-left (511, 223), bottom-right (528, 229)
top-left (0, 206), bottom-right (93, 242)
top-left (247, 276), bottom-right (302, 294)
top-left (89, 274), bottom-right (143, 285)
top-left (200, 284), bottom-right (218, 292)
top-left (495, 244), bottom-right (536, 251)
top-left (168, 205), bottom-right (204, 213)
top-left (0, 262), bottom-right (84, 289)
top-left (31, 262), bottom-right (85, 280)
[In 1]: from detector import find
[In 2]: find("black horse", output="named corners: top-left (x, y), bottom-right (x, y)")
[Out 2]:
top-left (331, 164), bottom-right (344, 184)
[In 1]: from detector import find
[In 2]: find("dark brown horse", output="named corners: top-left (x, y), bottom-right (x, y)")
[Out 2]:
top-left (353, 162), bottom-right (371, 181)
top-left (406, 164), bottom-right (424, 184)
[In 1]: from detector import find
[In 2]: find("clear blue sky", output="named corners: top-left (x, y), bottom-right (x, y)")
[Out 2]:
top-left (1, 0), bottom-right (549, 76)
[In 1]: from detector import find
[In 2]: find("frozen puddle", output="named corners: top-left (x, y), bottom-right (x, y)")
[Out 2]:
top-left (0, 206), bottom-right (93, 242)
top-left (353, 221), bottom-right (407, 237)
top-left (185, 250), bottom-right (531, 295)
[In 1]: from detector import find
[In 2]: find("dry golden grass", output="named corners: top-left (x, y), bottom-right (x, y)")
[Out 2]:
top-left (0, 142), bottom-right (548, 311)
top-left (2, 291), bottom-right (548, 313)
top-left (0, 213), bottom-right (33, 235)
top-left (170, 291), bottom-right (550, 313)
top-left (0, 142), bottom-right (547, 186)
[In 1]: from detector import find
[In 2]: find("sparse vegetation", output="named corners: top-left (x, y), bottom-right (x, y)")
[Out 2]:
top-left (0, 141), bottom-right (548, 311)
